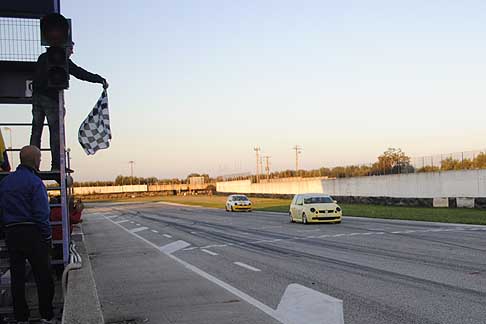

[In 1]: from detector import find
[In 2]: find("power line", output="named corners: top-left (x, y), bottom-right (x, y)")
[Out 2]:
top-left (253, 147), bottom-right (261, 183)
top-left (263, 155), bottom-right (271, 180)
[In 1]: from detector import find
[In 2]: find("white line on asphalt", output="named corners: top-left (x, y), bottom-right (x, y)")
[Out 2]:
top-left (151, 229), bottom-right (159, 233)
top-left (107, 215), bottom-right (118, 219)
top-left (163, 234), bottom-right (173, 238)
top-left (130, 221), bottom-right (134, 224)
top-left (115, 220), bottom-right (130, 224)
top-left (234, 262), bottom-right (261, 272)
top-left (129, 227), bottom-right (149, 233)
top-left (159, 240), bottom-right (191, 254)
top-left (136, 223), bottom-right (141, 226)
top-left (190, 231), bottom-right (198, 234)
top-left (183, 247), bottom-right (199, 251)
top-left (201, 249), bottom-right (219, 256)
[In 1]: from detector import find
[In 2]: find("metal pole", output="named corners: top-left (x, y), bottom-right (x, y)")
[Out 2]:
top-left (293, 145), bottom-right (302, 176)
top-left (254, 147), bottom-right (260, 183)
top-left (3, 127), bottom-right (14, 167)
top-left (129, 161), bottom-right (134, 185)
top-left (264, 156), bottom-right (271, 180)
top-left (59, 91), bottom-right (70, 265)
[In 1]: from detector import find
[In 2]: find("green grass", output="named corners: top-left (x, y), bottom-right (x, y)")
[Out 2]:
top-left (341, 203), bottom-right (486, 225)
top-left (156, 195), bottom-right (486, 225)
top-left (86, 194), bottom-right (486, 225)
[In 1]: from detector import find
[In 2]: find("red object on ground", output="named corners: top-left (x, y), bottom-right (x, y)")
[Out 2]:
top-left (50, 207), bottom-right (82, 241)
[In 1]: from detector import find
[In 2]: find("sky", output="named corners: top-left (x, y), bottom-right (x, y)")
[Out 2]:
top-left (3, 0), bottom-right (486, 181)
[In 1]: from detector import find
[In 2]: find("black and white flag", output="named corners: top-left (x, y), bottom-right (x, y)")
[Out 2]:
top-left (78, 91), bottom-right (112, 155)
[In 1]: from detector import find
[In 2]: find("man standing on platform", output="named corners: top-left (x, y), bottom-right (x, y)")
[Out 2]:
top-left (30, 41), bottom-right (109, 171)
top-left (0, 146), bottom-right (55, 323)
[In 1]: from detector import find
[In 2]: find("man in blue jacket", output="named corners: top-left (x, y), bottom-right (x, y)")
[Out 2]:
top-left (0, 146), bottom-right (55, 323)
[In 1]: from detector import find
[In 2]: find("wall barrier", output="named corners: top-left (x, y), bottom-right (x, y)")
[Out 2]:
top-left (216, 170), bottom-right (486, 205)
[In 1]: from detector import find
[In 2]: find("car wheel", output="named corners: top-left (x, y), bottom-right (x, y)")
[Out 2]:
top-left (289, 213), bottom-right (294, 223)
top-left (302, 213), bottom-right (308, 224)
top-left (231, 206), bottom-right (234, 212)
top-left (225, 205), bottom-right (230, 212)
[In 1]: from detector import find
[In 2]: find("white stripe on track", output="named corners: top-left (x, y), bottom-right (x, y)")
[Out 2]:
top-left (201, 249), bottom-right (218, 256)
top-left (234, 262), bottom-right (261, 272)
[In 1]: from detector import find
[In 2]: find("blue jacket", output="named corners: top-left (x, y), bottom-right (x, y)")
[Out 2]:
top-left (0, 165), bottom-right (51, 241)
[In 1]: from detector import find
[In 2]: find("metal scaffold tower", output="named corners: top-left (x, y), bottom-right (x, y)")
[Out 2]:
top-left (0, 1), bottom-right (74, 320)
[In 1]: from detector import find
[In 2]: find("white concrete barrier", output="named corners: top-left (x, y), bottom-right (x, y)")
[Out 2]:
top-left (433, 198), bottom-right (449, 208)
top-left (73, 185), bottom-right (148, 195)
top-left (457, 198), bottom-right (475, 208)
top-left (217, 169), bottom-right (486, 198)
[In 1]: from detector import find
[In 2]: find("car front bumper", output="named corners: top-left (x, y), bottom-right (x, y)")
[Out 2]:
top-left (310, 213), bottom-right (342, 222)
top-left (233, 205), bottom-right (252, 211)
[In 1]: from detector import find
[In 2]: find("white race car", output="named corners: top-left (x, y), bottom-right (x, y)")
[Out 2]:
top-left (225, 195), bottom-right (252, 212)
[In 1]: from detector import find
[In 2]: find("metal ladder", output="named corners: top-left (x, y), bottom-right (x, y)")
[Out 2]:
top-left (0, 90), bottom-right (72, 321)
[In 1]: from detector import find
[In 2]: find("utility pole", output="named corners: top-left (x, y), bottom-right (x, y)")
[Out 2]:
top-left (3, 127), bottom-right (14, 167)
top-left (128, 160), bottom-right (135, 185)
top-left (263, 156), bottom-right (271, 180)
top-left (292, 145), bottom-right (302, 176)
top-left (254, 147), bottom-right (261, 182)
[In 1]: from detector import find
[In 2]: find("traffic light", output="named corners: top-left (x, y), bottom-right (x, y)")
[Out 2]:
top-left (40, 13), bottom-right (70, 47)
top-left (40, 13), bottom-right (71, 89)
top-left (46, 46), bottom-right (69, 89)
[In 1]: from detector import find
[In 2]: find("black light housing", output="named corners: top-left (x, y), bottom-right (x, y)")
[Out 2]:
top-left (46, 46), bottom-right (69, 89)
top-left (40, 13), bottom-right (70, 47)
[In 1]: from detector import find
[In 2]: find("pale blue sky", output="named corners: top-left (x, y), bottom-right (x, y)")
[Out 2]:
top-left (3, 0), bottom-right (486, 180)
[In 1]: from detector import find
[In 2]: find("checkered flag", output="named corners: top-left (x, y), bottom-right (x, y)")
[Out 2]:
top-left (78, 90), bottom-right (112, 155)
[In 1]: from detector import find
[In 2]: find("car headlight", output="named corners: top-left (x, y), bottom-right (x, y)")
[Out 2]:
top-left (310, 208), bottom-right (316, 213)
top-left (336, 207), bottom-right (341, 212)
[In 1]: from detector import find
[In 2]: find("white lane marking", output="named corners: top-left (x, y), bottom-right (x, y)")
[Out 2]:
top-left (163, 234), bottom-right (173, 238)
top-left (159, 240), bottom-right (191, 254)
top-left (151, 229), bottom-right (159, 233)
top-left (201, 249), bottom-right (219, 256)
top-left (130, 221), bottom-right (134, 224)
top-left (106, 215), bottom-right (118, 219)
top-left (136, 223), bottom-right (141, 226)
top-left (129, 227), bottom-right (149, 233)
top-left (190, 231), bottom-right (198, 234)
top-left (183, 247), bottom-right (199, 251)
top-left (276, 284), bottom-right (344, 324)
top-left (106, 216), bottom-right (344, 324)
top-left (234, 262), bottom-right (261, 272)
top-left (115, 220), bottom-right (130, 224)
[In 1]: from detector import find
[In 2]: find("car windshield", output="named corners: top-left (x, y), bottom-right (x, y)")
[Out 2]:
top-left (304, 196), bottom-right (333, 204)
top-left (233, 196), bottom-right (249, 201)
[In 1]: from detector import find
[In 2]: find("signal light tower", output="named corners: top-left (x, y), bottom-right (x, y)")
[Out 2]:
top-left (40, 13), bottom-right (70, 89)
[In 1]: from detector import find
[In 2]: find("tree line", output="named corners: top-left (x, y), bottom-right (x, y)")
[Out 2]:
top-left (73, 149), bottom-right (486, 187)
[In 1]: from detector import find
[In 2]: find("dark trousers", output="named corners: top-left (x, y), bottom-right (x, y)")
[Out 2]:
top-left (30, 94), bottom-right (62, 169)
top-left (5, 225), bottom-right (54, 321)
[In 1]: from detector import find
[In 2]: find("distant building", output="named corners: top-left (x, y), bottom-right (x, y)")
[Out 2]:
top-left (188, 176), bottom-right (206, 185)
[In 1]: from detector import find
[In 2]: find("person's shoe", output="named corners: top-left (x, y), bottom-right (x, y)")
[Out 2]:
top-left (40, 319), bottom-right (60, 324)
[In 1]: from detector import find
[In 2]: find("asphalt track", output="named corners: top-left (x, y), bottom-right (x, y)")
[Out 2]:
top-left (86, 202), bottom-right (486, 324)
